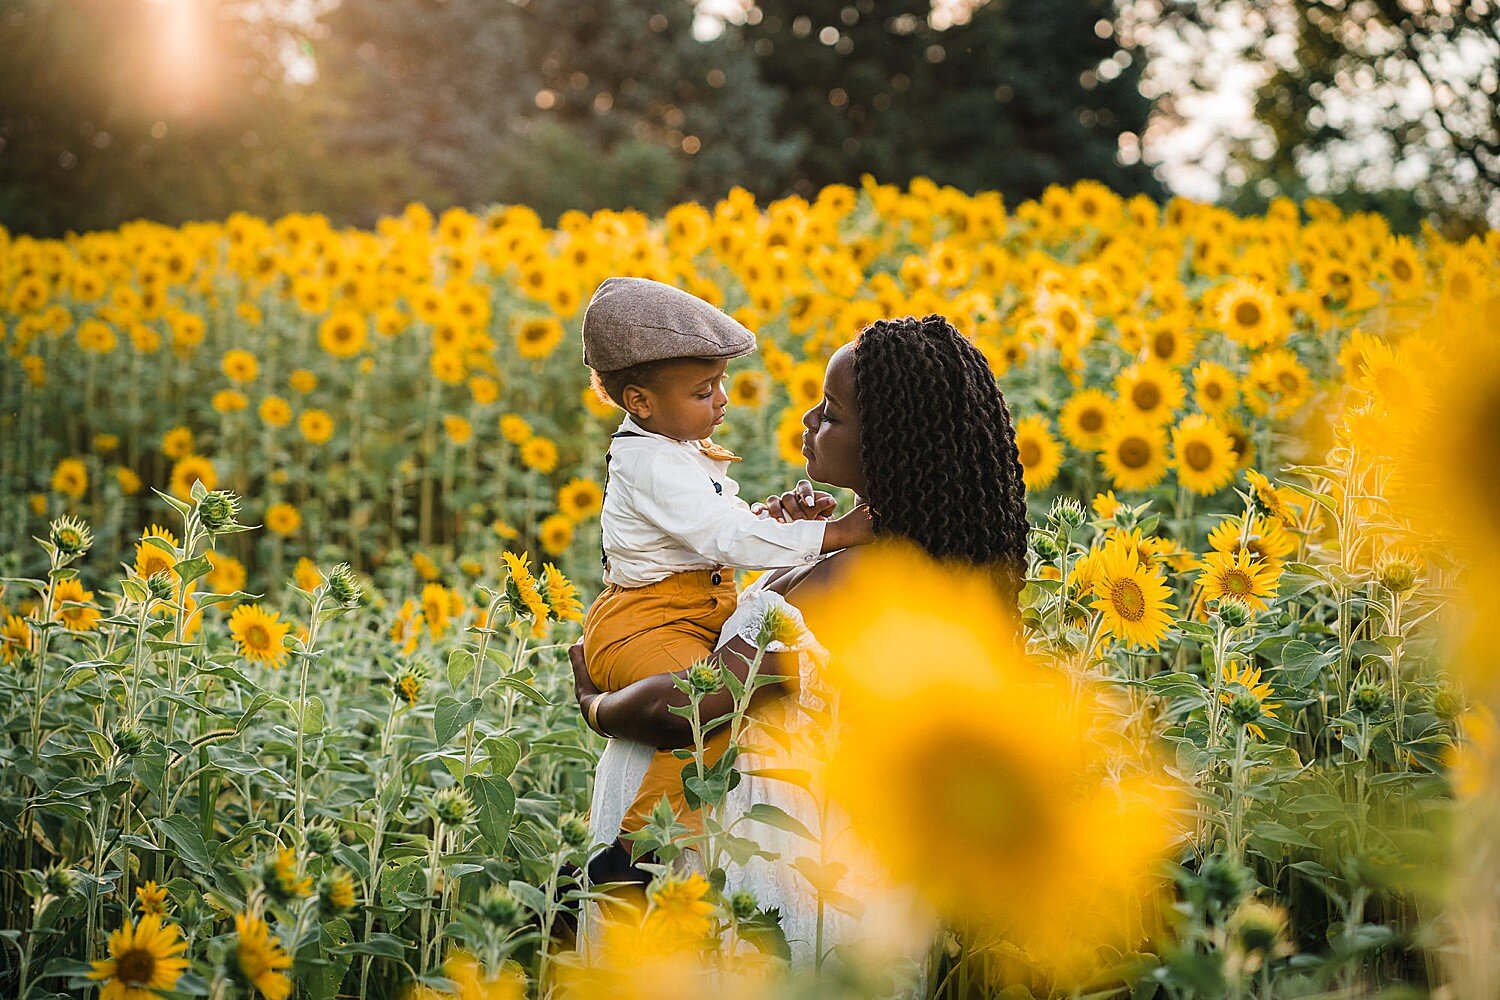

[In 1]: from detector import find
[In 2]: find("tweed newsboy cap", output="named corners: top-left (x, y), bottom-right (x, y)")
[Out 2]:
top-left (581, 276), bottom-right (756, 371)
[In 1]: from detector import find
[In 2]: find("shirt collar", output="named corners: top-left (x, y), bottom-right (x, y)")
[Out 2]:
top-left (618, 413), bottom-right (698, 448)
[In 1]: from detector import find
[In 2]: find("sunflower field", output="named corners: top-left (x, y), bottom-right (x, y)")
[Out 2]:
top-left (2, 178), bottom-right (1499, 999)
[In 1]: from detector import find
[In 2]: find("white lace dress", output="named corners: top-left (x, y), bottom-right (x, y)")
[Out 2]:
top-left (581, 578), bottom-right (934, 988)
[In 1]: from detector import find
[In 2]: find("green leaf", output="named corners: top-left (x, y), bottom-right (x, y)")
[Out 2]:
top-left (300, 696), bottom-right (325, 736)
top-left (447, 648), bottom-right (476, 690)
top-left (153, 815), bottom-right (214, 876)
top-left (1146, 672), bottom-right (1206, 700)
top-left (465, 774), bottom-right (516, 857)
top-left (743, 803), bottom-right (815, 842)
top-left (175, 555), bottom-right (212, 586)
top-left (332, 932), bottom-right (408, 960)
top-left (1280, 640), bottom-right (1335, 687)
top-left (493, 676), bottom-right (549, 706)
top-left (433, 696), bottom-right (482, 748)
top-left (507, 879), bottom-right (548, 917)
top-left (483, 736), bottom-right (522, 777)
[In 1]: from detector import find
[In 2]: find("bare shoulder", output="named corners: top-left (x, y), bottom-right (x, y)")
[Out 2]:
top-left (776, 549), bottom-right (862, 605)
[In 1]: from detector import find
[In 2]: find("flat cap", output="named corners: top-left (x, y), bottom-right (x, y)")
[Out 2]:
top-left (581, 276), bottom-right (756, 371)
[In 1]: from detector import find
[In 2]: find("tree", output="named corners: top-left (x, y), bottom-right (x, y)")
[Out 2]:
top-left (0, 0), bottom-right (376, 236)
top-left (1141, 0), bottom-right (1500, 232)
top-left (744, 0), bottom-right (1163, 200)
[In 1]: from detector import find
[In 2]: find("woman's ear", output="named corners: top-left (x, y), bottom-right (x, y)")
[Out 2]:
top-left (620, 384), bottom-right (651, 421)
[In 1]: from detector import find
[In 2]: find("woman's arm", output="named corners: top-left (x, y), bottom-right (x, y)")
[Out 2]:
top-left (570, 635), bottom-right (796, 749)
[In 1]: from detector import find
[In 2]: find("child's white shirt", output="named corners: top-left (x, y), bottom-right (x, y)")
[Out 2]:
top-left (599, 414), bottom-right (826, 588)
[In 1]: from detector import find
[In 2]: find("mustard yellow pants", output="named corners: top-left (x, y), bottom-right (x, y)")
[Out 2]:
top-left (582, 569), bottom-right (737, 836)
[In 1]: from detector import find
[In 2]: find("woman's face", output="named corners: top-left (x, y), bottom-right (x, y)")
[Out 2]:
top-left (801, 343), bottom-right (867, 495)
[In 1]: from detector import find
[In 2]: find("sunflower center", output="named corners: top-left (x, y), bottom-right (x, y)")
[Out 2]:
top-left (1110, 579), bottom-right (1147, 622)
top-left (1079, 408), bottom-right (1105, 432)
top-left (1185, 440), bottom-right (1214, 471)
top-left (1392, 259), bottom-right (1413, 282)
top-left (1276, 371), bottom-right (1301, 393)
top-left (1451, 271), bottom-right (1474, 301)
top-left (245, 624), bottom-right (269, 650)
top-left (1019, 439), bottom-right (1042, 467)
top-left (1223, 570), bottom-right (1252, 596)
top-left (1118, 436), bottom-right (1152, 469)
top-left (1153, 331), bottom-right (1176, 357)
top-left (1059, 310), bottom-right (1079, 334)
top-left (1131, 382), bottom-right (1162, 411)
top-left (1204, 381), bottom-right (1223, 401)
top-left (1234, 301), bottom-right (1262, 327)
top-left (116, 946), bottom-right (157, 984)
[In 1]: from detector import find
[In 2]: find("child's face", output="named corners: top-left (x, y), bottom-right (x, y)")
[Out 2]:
top-left (623, 357), bottom-right (730, 441)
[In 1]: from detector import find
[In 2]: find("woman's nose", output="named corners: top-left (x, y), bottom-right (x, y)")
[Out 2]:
top-left (802, 404), bottom-right (820, 431)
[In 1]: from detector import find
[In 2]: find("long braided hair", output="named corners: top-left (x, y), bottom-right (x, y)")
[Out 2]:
top-left (852, 314), bottom-right (1030, 611)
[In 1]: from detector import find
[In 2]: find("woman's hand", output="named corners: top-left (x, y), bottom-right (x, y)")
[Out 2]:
top-left (751, 479), bottom-right (836, 522)
top-left (569, 641), bottom-right (603, 726)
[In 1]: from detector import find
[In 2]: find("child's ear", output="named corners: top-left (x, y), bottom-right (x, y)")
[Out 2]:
top-left (620, 384), bottom-right (651, 420)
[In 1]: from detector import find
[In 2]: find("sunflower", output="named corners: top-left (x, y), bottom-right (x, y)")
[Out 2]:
top-left (1145, 317), bottom-right (1198, 367)
top-left (1215, 279), bottom-right (1283, 348)
top-left (442, 414), bottom-right (473, 445)
top-left (206, 551), bottom-right (247, 596)
top-left (499, 414), bottom-right (533, 445)
top-left (1171, 414), bottom-right (1237, 495)
top-left (539, 513), bottom-right (575, 557)
top-left (211, 390), bottom-right (248, 413)
top-left (53, 577), bottom-right (101, 631)
top-left (2, 614), bottom-right (35, 664)
top-left (169, 454), bottom-right (217, 500)
top-left (1014, 415), bottom-right (1064, 490)
top-left (520, 436), bottom-right (559, 474)
top-left (161, 426), bottom-right (194, 459)
top-left (51, 457), bottom-right (88, 499)
top-left (77, 319), bottom-right (118, 354)
top-left (1383, 236), bottom-right (1426, 300)
top-left (1092, 490), bottom-right (1122, 520)
top-left (1244, 470), bottom-right (1295, 523)
top-left (264, 502), bottom-right (301, 537)
top-left (1207, 514), bottom-right (1297, 567)
top-left (1246, 349), bottom-right (1310, 417)
top-left (1197, 549), bottom-right (1281, 614)
top-left (728, 369), bottom-right (770, 408)
top-left (299, 409), bottom-right (335, 444)
top-left (294, 557), bottom-right (323, 593)
top-left (804, 543), bottom-right (1180, 979)
top-left (1191, 360), bottom-right (1238, 415)
top-left (776, 409), bottom-right (806, 466)
top-left (1041, 292), bottom-right (1095, 344)
top-left (221, 349), bottom-right (260, 383)
top-left (229, 604), bottom-right (292, 669)
top-left (514, 316), bottom-right (564, 361)
top-left (786, 360), bottom-right (825, 409)
top-left (1098, 416), bottom-right (1169, 492)
top-left (288, 369), bottom-right (317, 394)
top-left (541, 563), bottom-right (584, 623)
top-left (503, 551), bottom-right (550, 640)
top-left (430, 348), bottom-right (466, 384)
top-left (1219, 661), bottom-right (1282, 741)
top-left (318, 308), bottom-right (368, 359)
top-left (1114, 360), bottom-right (1185, 425)
top-left (1090, 539), bottom-right (1177, 650)
top-left (134, 526), bottom-right (179, 580)
top-left (1059, 388), bottom-right (1114, 450)
top-left (87, 913), bottom-right (189, 1000)
top-left (231, 912), bottom-right (293, 1000)
top-left (136, 881), bottom-right (170, 917)
top-left (421, 583), bottom-right (456, 637)
top-left (646, 872), bottom-right (714, 941)
top-left (263, 847), bottom-right (312, 901)
top-left (557, 477), bottom-right (604, 521)
top-left (258, 396), bottom-right (292, 429)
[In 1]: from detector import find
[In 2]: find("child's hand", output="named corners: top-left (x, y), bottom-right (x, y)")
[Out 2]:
top-left (752, 480), bottom-right (836, 522)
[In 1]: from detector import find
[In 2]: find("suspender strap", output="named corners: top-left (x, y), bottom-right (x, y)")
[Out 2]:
top-left (600, 431), bottom-right (646, 569)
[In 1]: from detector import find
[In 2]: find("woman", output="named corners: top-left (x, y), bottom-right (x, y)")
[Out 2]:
top-left (569, 314), bottom-right (1030, 971)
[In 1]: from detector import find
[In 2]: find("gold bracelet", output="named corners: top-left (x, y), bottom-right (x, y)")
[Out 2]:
top-left (586, 693), bottom-right (612, 738)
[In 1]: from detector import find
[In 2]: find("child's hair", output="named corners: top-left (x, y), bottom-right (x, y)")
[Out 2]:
top-left (590, 359), bottom-right (677, 408)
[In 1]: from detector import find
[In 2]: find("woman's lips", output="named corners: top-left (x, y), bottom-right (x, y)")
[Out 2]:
top-left (801, 434), bottom-right (814, 458)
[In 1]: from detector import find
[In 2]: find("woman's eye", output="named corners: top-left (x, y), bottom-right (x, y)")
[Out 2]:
top-left (820, 403), bottom-right (837, 423)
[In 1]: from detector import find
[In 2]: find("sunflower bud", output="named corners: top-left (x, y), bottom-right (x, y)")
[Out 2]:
top-left (319, 868), bottom-right (357, 916)
top-left (559, 814), bottom-right (589, 847)
top-left (1228, 692), bottom-right (1264, 728)
top-left (1216, 598), bottom-right (1252, 628)
top-left (197, 490), bottom-right (242, 532)
top-left (475, 884), bottom-right (522, 926)
top-left (112, 723), bottom-right (151, 757)
top-left (687, 660), bottom-right (722, 695)
top-left (146, 571), bottom-right (176, 604)
top-left (304, 822), bottom-right (338, 855)
top-left (44, 863), bottom-right (78, 897)
top-left (433, 787), bottom-right (474, 827)
top-left (1049, 496), bottom-right (1086, 530)
top-left (1377, 556), bottom-right (1419, 595)
top-left (326, 562), bottom-right (362, 607)
top-left (1198, 853), bottom-right (1252, 913)
top-left (1431, 684), bottom-right (1463, 721)
top-left (1350, 683), bottom-right (1386, 716)
top-left (1029, 530), bottom-right (1062, 560)
top-left (391, 662), bottom-right (427, 706)
top-left (729, 889), bottom-right (758, 921)
top-left (49, 515), bottom-right (93, 557)
top-left (1228, 899), bottom-right (1288, 956)
top-left (14, 649), bottom-right (39, 675)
